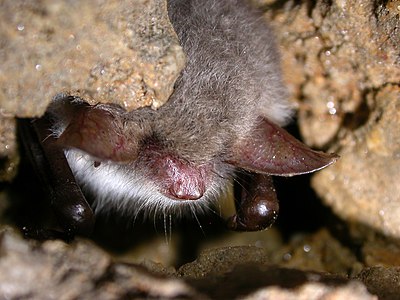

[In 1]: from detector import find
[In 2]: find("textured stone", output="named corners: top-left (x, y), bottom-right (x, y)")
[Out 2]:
top-left (266, 0), bottom-right (399, 147)
top-left (265, 0), bottom-right (400, 238)
top-left (0, 0), bottom-right (185, 117)
top-left (180, 251), bottom-right (375, 299)
top-left (243, 281), bottom-right (376, 300)
top-left (356, 266), bottom-right (400, 300)
top-left (272, 229), bottom-right (359, 275)
top-left (312, 86), bottom-right (400, 238)
top-left (0, 117), bottom-right (18, 181)
top-left (0, 0), bottom-right (185, 180)
top-left (0, 227), bottom-right (197, 299)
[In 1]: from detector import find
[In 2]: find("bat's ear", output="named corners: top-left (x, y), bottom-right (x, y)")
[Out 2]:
top-left (55, 100), bottom-right (139, 162)
top-left (226, 118), bottom-right (339, 176)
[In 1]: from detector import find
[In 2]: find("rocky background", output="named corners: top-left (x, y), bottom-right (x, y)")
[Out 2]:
top-left (0, 0), bottom-right (399, 299)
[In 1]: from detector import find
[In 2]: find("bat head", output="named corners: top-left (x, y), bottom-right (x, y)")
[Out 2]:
top-left (52, 98), bottom-right (338, 205)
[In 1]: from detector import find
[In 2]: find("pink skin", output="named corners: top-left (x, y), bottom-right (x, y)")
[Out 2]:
top-left (139, 144), bottom-right (208, 201)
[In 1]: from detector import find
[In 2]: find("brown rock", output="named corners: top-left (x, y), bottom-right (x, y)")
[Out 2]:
top-left (0, 227), bottom-right (378, 299)
top-left (0, 0), bottom-right (185, 180)
top-left (180, 247), bottom-right (374, 299)
top-left (267, 0), bottom-right (399, 147)
top-left (265, 0), bottom-right (400, 238)
top-left (312, 85), bottom-right (400, 238)
top-left (0, 117), bottom-right (18, 181)
top-left (273, 229), bottom-right (359, 275)
top-left (243, 281), bottom-right (376, 300)
top-left (0, 0), bottom-right (184, 117)
top-left (356, 266), bottom-right (400, 300)
top-left (0, 227), bottom-right (198, 299)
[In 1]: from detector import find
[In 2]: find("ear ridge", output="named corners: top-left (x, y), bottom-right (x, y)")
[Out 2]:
top-left (226, 118), bottom-right (339, 176)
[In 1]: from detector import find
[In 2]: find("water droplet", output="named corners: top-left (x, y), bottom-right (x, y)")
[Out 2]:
top-left (303, 244), bottom-right (311, 253)
top-left (328, 107), bottom-right (337, 115)
top-left (35, 64), bottom-right (42, 71)
top-left (17, 24), bottom-right (25, 31)
top-left (327, 101), bottom-right (337, 115)
top-left (283, 253), bottom-right (292, 261)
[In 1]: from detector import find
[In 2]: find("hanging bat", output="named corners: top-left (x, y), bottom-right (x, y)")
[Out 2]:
top-left (19, 0), bottom-right (338, 237)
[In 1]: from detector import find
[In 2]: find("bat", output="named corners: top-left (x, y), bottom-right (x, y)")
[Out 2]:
top-left (19, 0), bottom-right (338, 237)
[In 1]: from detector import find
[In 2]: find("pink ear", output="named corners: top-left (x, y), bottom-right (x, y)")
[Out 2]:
top-left (57, 103), bottom-right (138, 162)
top-left (226, 118), bottom-right (339, 176)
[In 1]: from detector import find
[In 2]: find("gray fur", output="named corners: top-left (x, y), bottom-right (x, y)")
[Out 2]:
top-left (158, 0), bottom-right (292, 162)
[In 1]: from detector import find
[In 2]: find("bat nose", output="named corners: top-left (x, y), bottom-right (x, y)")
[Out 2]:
top-left (154, 155), bottom-right (207, 201)
top-left (169, 179), bottom-right (205, 200)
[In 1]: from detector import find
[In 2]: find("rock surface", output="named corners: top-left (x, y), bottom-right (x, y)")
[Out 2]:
top-left (0, 227), bottom-right (377, 300)
top-left (356, 266), bottom-right (400, 300)
top-left (313, 86), bottom-right (400, 238)
top-left (0, 227), bottom-right (198, 300)
top-left (0, 0), bottom-right (184, 116)
top-left (266, 0), bottom-right (400, 238)
top-left (0, 0), bottom-right (185, 180)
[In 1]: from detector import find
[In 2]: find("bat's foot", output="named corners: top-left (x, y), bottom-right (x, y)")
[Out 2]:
top-left (227, 173), bottom-right (279, 232)
top-left (226, 201), bottom-right (278, 231)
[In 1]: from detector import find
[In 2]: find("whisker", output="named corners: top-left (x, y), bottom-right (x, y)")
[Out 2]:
top-left (190, 203), bottom-right (205, 237)
top-left (168, 213), bottom-right (172, 245)
top-left (163, 212), bottom-right (169, 245)
top-left (153, 204), bottom-right (160, 232)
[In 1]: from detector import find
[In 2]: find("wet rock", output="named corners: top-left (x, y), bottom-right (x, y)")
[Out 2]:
top-left (313, 85), bottom-right (400, 238)
top-left (0, 0), bottom-right (184, 117)
top-left (271, 229), bottom-right (360, 275)
top-left (0, 226), bottom-right (197, 299)
top-left (265, 0), bottom-right (400, 238)
top-left (0, 0), bottom-right (185, 176)
top-left (179, 247), bottom-right (375, 299)
top-left (178, 246), bottom-right (270, 278)
top-left (190, 229), bottom-right (360, 277)
top-left (361, 235), bottom-right (400, 267)
top-left (243, 281), bottom-right (376, 300)
top-left (0, 117), bottom-right (18, 181)
top-left (267, 0), bottom-right (399, 147)
top-left (356, 266), bottom-right (400, 300)
top-left (0, 226), bottom-right (378, 299)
